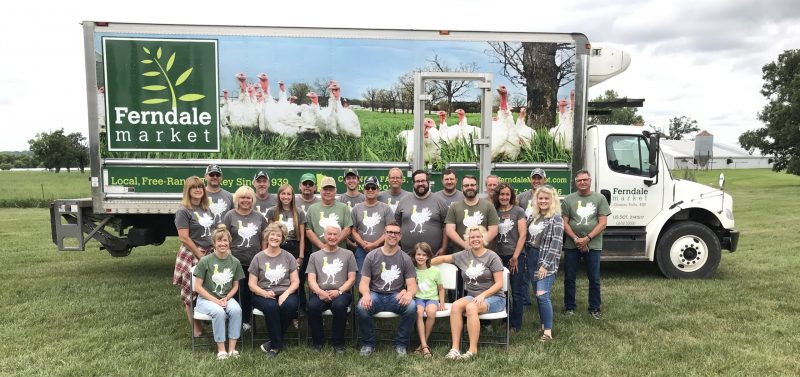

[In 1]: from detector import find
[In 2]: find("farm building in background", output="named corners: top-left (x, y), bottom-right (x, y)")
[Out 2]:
top-left (660, 130), bottom-right (773, 170)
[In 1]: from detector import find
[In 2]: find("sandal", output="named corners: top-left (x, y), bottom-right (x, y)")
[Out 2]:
top-left (421, 346), bottom-right (432, 359)
top-left (413, 345), bottom-right (424, 355)
top-left (445, 348), bottom-right (461, 360)
top-left (459, 351), bottom-right (475, 360)
top-left (539, 333), bottom-right (553, 342)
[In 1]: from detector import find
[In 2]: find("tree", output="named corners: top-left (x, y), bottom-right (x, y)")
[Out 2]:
top-left (362, 88), bottom-right (379, 112)
top-left (311, 77), bottom-right (334, 107)
top-left (660, 116), bottom-right (700, 140)
top-left (28, 129), bottom-right (71, 172)
top-left (66, 132), bottom-right (89, 173)
top-left (288, 82), bottom-right (312, 104)
top-left (740, 49), bottom-right (800, 175)
top-left (588, 90), bottom-right (645, 125)
top-left (486, 42), bottom-right (575, 129)
top-left (425, 53), bottom-right (478, 115)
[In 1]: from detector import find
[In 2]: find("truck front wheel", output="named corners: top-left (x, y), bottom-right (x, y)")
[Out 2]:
top-left (656, 221), bottom-right (721, 279)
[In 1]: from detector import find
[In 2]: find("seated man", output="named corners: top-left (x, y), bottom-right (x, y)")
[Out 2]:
top-left (355, 222), bottom-right (417, 357)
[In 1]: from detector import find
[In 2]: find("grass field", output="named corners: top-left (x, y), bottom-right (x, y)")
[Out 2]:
top-left (1, 169), bottom-right (799, 376)
top-left (1, 171), bottom-right (91, 208)
top-left (104, 110), bottom-right (570, 170)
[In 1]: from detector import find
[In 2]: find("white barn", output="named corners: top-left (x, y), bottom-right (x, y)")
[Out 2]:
top-left (660, 137), bottom-right (773, 170)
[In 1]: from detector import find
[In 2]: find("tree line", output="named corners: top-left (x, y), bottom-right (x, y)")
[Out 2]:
top-left (0, 129), bottom-right (89, 173)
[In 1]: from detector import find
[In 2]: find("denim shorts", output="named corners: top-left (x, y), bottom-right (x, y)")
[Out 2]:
top-left (415, 298), bottom-right (439, 309)
top-left (464, 294), bottom-right (505, 313)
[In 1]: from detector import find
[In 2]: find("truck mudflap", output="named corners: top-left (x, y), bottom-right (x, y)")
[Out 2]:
top-left (722, 229), bottom-right (739, 252)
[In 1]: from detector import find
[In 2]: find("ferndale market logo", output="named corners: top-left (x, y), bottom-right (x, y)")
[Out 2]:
top-left (103, 37), bottom-right (219, 151)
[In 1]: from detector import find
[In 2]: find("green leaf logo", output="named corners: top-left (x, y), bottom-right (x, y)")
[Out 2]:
top-left (139, 46), bottom-right (204, 108)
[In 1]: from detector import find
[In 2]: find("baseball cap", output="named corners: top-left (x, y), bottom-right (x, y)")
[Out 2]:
top-left (300, 173), bottom-right (316, 184)
top-left (253, 170), bottom-right (269, 180)
top-left (320, 176), bottom-right (336, 189)
top-left (530, 168), bottom-right (547, 178)
top-left (344, 168), bottom-right (359, 177)
top-left (364, 176), bottom-right (379, 187)
top-left (205, 164), bottom-right (222, 175)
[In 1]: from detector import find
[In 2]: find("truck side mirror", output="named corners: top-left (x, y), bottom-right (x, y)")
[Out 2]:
top-left (644, 131), bottom-right (660, 185)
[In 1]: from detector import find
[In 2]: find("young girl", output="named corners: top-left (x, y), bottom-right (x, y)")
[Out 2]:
top-left (193, 224), bottom-right (245, 360)
top-left (413, 242), bottom-right (445, 358)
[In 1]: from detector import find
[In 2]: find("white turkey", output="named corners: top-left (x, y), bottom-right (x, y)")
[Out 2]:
top-left (491, 86), bottom-right (521, 161)
top-left (227, 73), bottom-right (260, 130)
top-left (300, 92), bottom-right (331, 134)
top-left (515, 107), bottom-right (533, 145)
top-left (277, 80), bottom-right (301, 115)
top-left (550, 91), bottom-right (574, 152)
top-left (436, 110), bottom-right (452, 143)
top-left (398, 118), bottom-right (440, 164)
top-left (327, 82), bottom-right (361, 138)
top-left (450, 109), bottom-right (480, 143)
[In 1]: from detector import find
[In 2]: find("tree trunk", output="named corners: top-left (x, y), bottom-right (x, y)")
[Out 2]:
top-left (523, 42), bottom-right (559, 130)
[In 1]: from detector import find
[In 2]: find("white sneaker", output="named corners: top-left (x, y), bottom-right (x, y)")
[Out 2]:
top-left (242, 323), bottom-right (251, 332)
top-left (216, 351), bottom-right (228, 360)
top-left (228, 350), bottom-right (240, 358)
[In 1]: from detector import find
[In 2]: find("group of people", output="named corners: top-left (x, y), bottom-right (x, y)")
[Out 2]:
top-left (173, 164), bottom-right (610, 360)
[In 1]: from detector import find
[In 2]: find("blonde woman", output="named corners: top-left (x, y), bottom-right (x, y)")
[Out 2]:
top-left (528, 186), bottom-right (564, 342)
top-left (193, 224), bottom-right (245, 360)
top-left (173, 176), bottom-right (213, 336)
top-left (432, 225), bottom-right (504, 360)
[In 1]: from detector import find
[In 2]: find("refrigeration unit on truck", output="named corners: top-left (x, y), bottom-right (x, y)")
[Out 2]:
top-left (50, 21), bottom-right (738, 278)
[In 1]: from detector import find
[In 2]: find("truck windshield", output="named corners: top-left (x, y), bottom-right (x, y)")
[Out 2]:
top-left (606, 135), bottom-right (651, 177)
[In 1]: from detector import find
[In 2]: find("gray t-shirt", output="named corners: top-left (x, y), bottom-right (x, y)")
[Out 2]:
top-left (254, 194), bottom-right (278, 219)
top-left (306, 247), bottom-right (358, 290)
top-left (362, 247), bottom-right (416, 293)
top-left (434, 189), bottom-right (465, 209)
top-left (265, 207), bottom-right (306, 241)
top-left (305, 201), bottom-right (353, 251)
top-left (445, 199), bottom-right (500, 242)
top-left (495, 205), bottom-right (526, 256)
top-left (207, 189), bottom-right (234, 225)
top-left (378, 189), bottom-right (411, 213)
top-left (295, 194), bottom-right (321, 218)
top-left (249, 249), bottom-right (298, 295)
top-left (528, 216), bottom-right (547, 247)
top-left (352, 201), bottom-right (394, 244)
top-left (517, 189), bottom-right (536, 221)
top-left (174, 206), bottom-right (214, 248)
top-left (394, 193), bottom-right (449, 254)
top-left (452, 249), bottom-right (505, 298)
top-left (338, 192), bottom-right (366, 209)
top-left (221, 210), bottom-right (267, 267)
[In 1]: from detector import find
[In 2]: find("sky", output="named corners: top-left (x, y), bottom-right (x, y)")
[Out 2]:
top-left (2, 0), bottom-right (798, 151)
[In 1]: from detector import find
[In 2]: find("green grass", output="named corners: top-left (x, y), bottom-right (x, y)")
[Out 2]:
top-left (1, 169), bottom-right (799, 376)
top-left (1, 171), bottom-right (91, 208)
top-left (104, 110), bottom-right (570, 170)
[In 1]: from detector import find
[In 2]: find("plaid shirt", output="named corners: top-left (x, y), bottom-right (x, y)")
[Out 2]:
top-left (172, 246), bottom-right (209, 305)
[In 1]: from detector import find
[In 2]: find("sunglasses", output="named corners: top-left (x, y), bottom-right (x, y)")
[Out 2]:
top-left (364, 186), bottom-right (378, 191)
top-left (301, 181), bottom-right (315, 186)
top-left (207, 173), bottom-right (221, 177)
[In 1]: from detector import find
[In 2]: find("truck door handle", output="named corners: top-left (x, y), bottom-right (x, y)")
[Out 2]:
top-left (600, 189), bottom-right (611, 205)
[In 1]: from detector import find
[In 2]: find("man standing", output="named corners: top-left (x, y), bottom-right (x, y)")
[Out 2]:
top-left (351, 176), bottom-right (393, 280)
top-left (356, 222), bottom-right (417, 357)
top-left (562, 170), bottom-right (610, 319)
top-left (378, 167), bottom-right (410, 213)
top-left (338, 168), bottom-right (365, 209)
top-left (434, 168), bottom-right (464, 208)
top-left (394, 170), bottom-right (449, 256)
top-left (296, 172), bottom-right (321, 218)
top-left (205, 164), bottom-right (233, 225)
top-left (253, 170), bottom-right (277, 218)
top-left (305, 177), bottom-right (353, 253)
top-left (478, 174), bottom-right (500, 201)
top-left (445, 175), bottom-right (500, 251)
top-left (517, 168), bottom-right (549, 221)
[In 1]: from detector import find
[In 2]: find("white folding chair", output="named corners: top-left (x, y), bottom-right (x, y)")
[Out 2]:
top-left (421, 262), bottom-right (457, 344)
top-left (189, 266), bottom-right (216, 351)
top-left (463, 267), bottom-right (510, 349)
top-left (251, 305), bottom-right (302, 349)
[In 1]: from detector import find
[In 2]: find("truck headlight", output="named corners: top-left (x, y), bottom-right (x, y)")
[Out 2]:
top-left (725, 208), bottom-right (733, 220)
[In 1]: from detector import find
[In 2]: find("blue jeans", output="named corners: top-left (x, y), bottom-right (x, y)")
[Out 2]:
top-left (500, 253), bottom-right (528, 330)
top-left (307, 292), bottom-right (352, 347)
top-left (355, 247), bottom-right (368, 285)
top-left (526, 245), bottom-right (541, 284)
top-left (195, 296), bottom-right (242, 343)
top-left (535, 273), bottom-right (556, 330)
top-left (563, 248), bottom-right (601, 312)
top-left (356, 292), bottom-right (416, 347)
top-left (238, 268), bottom-right (253, 323)
top-left (251, 293), bottom-right (299, 350)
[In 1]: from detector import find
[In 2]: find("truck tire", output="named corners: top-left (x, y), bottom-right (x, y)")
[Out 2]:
top-left (656, 221), bottom-right (721, 279)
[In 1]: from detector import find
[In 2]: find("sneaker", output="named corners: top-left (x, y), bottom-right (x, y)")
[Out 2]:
top-left (445, 348), bottom-right (461, 360)
top-left (334, 346), bottom-right (345, 355)
top-left (292, 319), bottom-right (299, 329)
top-left (396, 346), bottom-right (407, 357)
top-left (359, 345), bottom-right (374, 357)
top-left (590, 311), bottom-right (602, 320)
top-left (313, 344), bottom-right (324, 353)
top-left (228, 350), bottom-right (240, 358)
top-left (259, 341), bottom-right (272, 354)
top-left (459, 351), bottom-right (475, 360)
top-left (242, 323), bottom-right (251, 332)
top-left (265, 349), bottom-right (280, 358)
top-left (563, 309), bottom-right (575, 317)
top-left (216, 351), bottom-right (228, 360)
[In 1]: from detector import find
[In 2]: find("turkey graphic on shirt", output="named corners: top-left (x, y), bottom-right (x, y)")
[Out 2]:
top-left (464, 259), bottom-right (486, 286)
top-left (575, 200), bottom-right (597, 226)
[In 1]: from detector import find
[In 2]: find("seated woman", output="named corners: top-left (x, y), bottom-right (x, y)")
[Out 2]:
top-left (193, 224), bottom-right (245, 360)
top-left (248, 222), bottom-right (300, 358)
top-left (432, 225), bottom-right (505, 360)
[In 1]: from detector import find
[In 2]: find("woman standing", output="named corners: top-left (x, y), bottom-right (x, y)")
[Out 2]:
top-left (432, 226), bottom-right (505, 360)
top-left (492, 182), bottom-right (528, 333)
top-left (265, 184), bottom-right (306, 287)
top-left (249, 223), bottom-right (300, 358)
top-left (222, 186), bottom-right (267, 328)
top-left (193, 225), bottom-right (245, 360)
top-left (173, 176), bottom-right (214, 336)
top-left (528, 186), bottom-right (564, 342)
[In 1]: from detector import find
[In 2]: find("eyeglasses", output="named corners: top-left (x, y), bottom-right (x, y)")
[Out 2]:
top-left (413, 180), bottom-right (428, 184)
top-left (301, 181), bottom-right (315, 186)
top-left (191, 184), bottom-right (204, 189)
top-left (385, 230), bottom-right (401, 236)
top-left (364, 186), bottom-right (378, 191)
top-left (575, 178), bottom-right (590, 182)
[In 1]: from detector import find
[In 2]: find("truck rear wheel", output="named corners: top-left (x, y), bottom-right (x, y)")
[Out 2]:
top-left (656, 221), bottom-right (721, 279)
